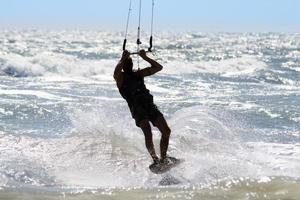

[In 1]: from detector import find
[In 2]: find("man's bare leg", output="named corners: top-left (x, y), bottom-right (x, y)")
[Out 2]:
top-left (139, 119), bottom-right (159, 161)
top-left (154, 116), bottom-right (171, 159)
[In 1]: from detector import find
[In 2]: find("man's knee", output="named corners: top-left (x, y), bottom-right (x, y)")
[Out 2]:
top-left (139, 119), bottom-right (151, 130)
top-left (163, 126), bottom-right (171, 137)
top-left (166, 126), bottom-right (171, 135)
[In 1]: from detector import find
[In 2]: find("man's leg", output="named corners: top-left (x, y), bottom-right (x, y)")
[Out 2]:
top-left (154, 115), bottom-right (171, 159)
top-left (139, 119), bottom-right (159, 161)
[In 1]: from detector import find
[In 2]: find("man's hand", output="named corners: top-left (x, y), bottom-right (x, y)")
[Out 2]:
top-left (139, 49), bottom-right (148, 60)
top-left (121, 50), bottom-right (130, 62)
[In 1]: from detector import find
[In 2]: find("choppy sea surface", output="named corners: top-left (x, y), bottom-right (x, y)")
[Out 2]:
top-left (0, 30), bottom-right (300, 199)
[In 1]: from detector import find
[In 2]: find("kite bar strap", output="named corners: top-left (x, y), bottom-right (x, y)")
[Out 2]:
top-left (122, 39), bottom-right (127, 51)
top-left (148, 36), bottom-right (153, 52)
top-left (137, 0), bottom-right (142, 48)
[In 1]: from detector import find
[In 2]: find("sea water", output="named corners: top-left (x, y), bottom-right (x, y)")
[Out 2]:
top-left (0, 30), bottom-right (300, 199)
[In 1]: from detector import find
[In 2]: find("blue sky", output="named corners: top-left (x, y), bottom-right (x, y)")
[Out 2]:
top-left (1, 0), bottom-right (300, 32)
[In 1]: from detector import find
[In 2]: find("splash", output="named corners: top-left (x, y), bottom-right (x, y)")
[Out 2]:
top-left (1, 106), bottom-right (299, 190)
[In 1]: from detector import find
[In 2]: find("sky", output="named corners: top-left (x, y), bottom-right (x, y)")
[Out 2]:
top-left (0, 0), bottom-right (299, 32)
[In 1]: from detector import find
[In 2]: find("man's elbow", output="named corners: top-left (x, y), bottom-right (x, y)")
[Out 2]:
top-left (158, 65), bottom-right (163, 71)
top-left (154, 65), bottom-right (163, 71)
top-left (113, 71), bottom-right (118, 80)
top-left (113, 73), bottom-right (119, 81)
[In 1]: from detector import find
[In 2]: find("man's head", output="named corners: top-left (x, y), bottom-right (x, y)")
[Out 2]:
top-left (123, 57), bottom-right (133, 74)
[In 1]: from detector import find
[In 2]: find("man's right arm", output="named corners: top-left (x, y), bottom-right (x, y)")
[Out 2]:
top-left (137, 50), bottom-right (163, 77)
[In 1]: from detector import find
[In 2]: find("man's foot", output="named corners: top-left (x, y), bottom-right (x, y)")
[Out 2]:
top-left (152, 156), bottom-right (160, 165)
top-left (160, 156), bottom-right (176, 165)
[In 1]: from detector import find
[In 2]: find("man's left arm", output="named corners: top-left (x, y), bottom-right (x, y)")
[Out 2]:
top-left (138, 50), bottom-right (163, 77)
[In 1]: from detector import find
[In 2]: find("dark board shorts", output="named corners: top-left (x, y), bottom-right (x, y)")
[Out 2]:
top-left (130, 102), bottom-right (163, 127)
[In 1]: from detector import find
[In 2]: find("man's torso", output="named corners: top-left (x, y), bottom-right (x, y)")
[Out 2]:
top-left (118, 72), bottom-right (153, 107)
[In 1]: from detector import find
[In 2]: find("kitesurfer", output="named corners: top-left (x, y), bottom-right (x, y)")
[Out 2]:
top-left (114, 49), bottom-right (171, 164)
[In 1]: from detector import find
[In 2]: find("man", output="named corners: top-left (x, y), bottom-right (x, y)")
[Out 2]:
top-left (114, 49), bottom-right (171, 165)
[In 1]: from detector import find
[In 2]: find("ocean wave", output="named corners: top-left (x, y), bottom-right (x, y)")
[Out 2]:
top-left (0, 52), bottom-right (115, 77)
top-left (0, 53), bottom-right (267, 78)
top-left (0, 30), bottom-right (299, 83)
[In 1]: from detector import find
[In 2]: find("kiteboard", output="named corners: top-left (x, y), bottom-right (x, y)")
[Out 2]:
top-left (149, 157), bottom-right (182, 174)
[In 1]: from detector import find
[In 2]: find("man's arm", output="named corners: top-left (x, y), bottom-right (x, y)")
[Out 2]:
top-left (114, 50), bottom-right (130, 83)
top-left (138, 50), bottom-right (163, 77)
